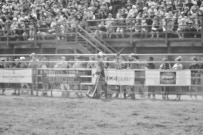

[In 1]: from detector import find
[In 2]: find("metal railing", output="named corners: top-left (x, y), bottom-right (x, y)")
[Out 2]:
top-left (0, 53), bottom-right (203, 100)
top-left (0, 18), bottom-right (202, 47)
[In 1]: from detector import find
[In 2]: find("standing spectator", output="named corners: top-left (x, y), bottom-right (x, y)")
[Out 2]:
top-left (200, 56), bottom-right (203, 99)
top-left (12, 58), bottom-right (21, 95)
top-left (19, 57), bottom-right (30, 94)
top-left (0, 58), bottom-right (6, 95)
top-left (189, 57), bottom-right (200, 100)
top-left (87, 56), bottom-right (96, 69)
top-left (159, 57), bottom-right (171, 100)
top-left (172, 56), bottom-right (183, 100)
top-left (146, 56), bottom-right (156, 99)
top-left (28, 53), bottom-right (39, 95)
top-left (40, 57), bottom-right (49, 96)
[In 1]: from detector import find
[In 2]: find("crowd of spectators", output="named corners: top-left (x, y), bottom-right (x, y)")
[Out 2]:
top-left (0, 0), bottom-right (202, 41)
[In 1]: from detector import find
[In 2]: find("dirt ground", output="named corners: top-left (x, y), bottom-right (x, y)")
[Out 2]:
top-left (0, 95), bottom-right (203, 135)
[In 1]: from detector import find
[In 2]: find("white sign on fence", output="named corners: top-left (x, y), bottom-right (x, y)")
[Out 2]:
top-left (0, 69), bottom-right (33, 83)
top-left (105, 69), bottom-right (135, 85)
top-left (145, 70), bottom-right (191, 86)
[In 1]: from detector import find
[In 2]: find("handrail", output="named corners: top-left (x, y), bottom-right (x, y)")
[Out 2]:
top-left (77, 32), bottom-right (102, 53)
top-left (85, 28), bottom-right (118, 52)
top-left (77, 25), bottom-right (113, 53)
top-left (1, 53), bottom-right (203, 56)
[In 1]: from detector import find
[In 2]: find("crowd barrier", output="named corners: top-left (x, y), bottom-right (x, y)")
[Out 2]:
top-left (0, 67), bottom-right (203, 98)
top-left (0, 53), bottom-right (203, 99)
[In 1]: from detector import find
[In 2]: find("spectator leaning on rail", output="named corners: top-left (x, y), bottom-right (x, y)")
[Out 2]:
top-left (172, 56), bottom-right (183, 101)
top-left (189, 57), bottom-right (200, 100)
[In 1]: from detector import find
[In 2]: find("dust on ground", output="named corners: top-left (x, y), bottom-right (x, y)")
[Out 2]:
top-left (0, 96), bottom-right (203, 135)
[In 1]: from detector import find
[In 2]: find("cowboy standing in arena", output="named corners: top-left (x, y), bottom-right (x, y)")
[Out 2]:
top-left (87, 52), bottom-right (107, 98)
top-left (189, 57), bottom-right (200, 100)
top-left (28, 53), bottom-right (39, 95)
top-left (0, 58), bottom-right (6, 95)
top-left (95, 52), bottom-right (107, 98)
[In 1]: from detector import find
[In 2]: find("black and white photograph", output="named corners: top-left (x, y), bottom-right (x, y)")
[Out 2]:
top-left (0, 0), bottom-right (203, 135)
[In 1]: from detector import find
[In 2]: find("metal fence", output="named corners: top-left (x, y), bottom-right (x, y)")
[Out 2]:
top-left (0, 53), bottom-right (203, 100)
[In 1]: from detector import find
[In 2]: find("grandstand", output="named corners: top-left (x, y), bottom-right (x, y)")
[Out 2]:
top-left (0, 0), bottom-right (202, 54)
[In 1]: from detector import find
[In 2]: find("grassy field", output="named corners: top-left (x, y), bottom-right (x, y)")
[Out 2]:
top-left (0, 95), bottom-right (203, 135)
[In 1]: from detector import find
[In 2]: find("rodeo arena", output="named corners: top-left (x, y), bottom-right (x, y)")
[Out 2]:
top-left (1, 0), bottom-right (203, 135)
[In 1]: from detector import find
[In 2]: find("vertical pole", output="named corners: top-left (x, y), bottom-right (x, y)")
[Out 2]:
top-left (130, 18), bottom-right (133, 44)
top-left (51, 90), bottom-right (53, 97)
top-left (133, 42), bottom-right (137, 53)
top-left (36, 69), bottom-right (38, 96)
top-left (65, 24), bottom-right (67, 42)
top-left (34, 24), bottom-right (37, 47)
top-left (165, 19), bottom-right (168, 45)
top-left (75, 25), bottom-right (78, 42)
top-left (165, 19), bottom-right (171, 53)
top-left (6, 22), bottom-right (9, 47)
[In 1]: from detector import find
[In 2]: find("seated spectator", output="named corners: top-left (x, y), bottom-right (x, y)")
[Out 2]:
top-left (105, 13), bottom-right (115, 38)
top-left (127, 5), bottom-right (138, 18)
top-left (95, 21), bottom-right (107, 39)
top-left (151, 16), bottom-right (162, 38)
top-left (177, 15), bottom-right (187, 38)
top-left (37, 21), bottom-right (48, 40)
top-left (116, 10), bottom-right (126, 38)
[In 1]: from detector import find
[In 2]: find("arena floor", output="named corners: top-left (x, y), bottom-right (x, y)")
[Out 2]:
top-left (0, 95), bottom-right (203, 135)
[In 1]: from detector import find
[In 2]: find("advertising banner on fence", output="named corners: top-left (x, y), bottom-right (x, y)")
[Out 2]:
top-left (38, 68), bottom-right (92, 90)
top-left (105, 69), bottom-right (135, 85)
top-left (0, 69), bottom-right (32, 83)
top-left (145, 70), bottom-right (191, 86)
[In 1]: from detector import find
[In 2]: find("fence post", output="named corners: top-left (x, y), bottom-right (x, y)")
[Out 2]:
top-left (36, 68), bottom-right (39, 96)
top-left (201, 17), bottom-right (203, 46)
top-left (31, 68), bottom-right (34, 96)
